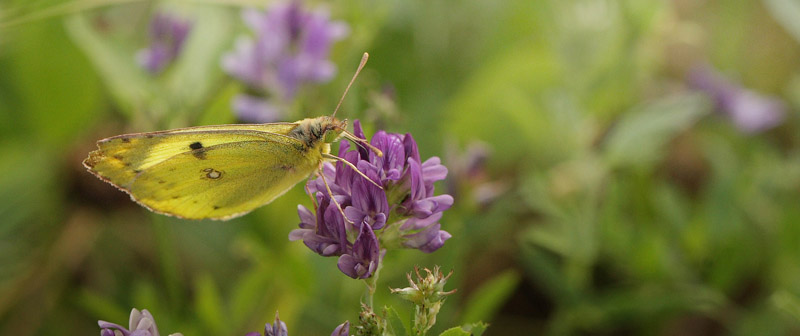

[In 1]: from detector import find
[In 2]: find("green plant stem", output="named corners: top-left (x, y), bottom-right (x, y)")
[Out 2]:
top-left (363, 262), bottom-right (381, 309)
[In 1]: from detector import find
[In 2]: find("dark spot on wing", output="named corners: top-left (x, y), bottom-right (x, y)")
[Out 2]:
top-left (172, 195), bottom-right (180, 199)
top-left (190, 142), bottom-right (207, 159)
top-left (203, 168), bottom-right (222, 179)
top-left (158, 180), bottom-right (166, 184)
top-left (120, 137), bottom-right (131, 143)
top-left (133, 169), bottom-right (141, 174)
top-left (213, 205), bottom-right (221, 210)
top-left (113, 154), bottom-right (124, 160)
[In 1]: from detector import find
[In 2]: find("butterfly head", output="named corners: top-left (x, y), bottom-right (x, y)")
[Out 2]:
top-left (322, 116), bottom-right (348, 143)
top-left (290, 116), bottom-right (347, 148)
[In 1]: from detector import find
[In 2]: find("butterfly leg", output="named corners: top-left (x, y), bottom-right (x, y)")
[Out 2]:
top-left (304, 172), bottom-right (319, 209)
top-left (341, 131), bottom-right (383, 157)
top-left (317, 166), bottom-right (354, 225)
top-left (321, 153), bottom-right (382, 189)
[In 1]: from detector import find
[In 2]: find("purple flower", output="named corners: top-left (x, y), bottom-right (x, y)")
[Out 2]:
top-left (232, 95), bottom-right (283, 123)
top-left (245, 312), bottom-right (288, 336)
top-left (399, 157), bottom-right (453, 219)
top-left (98, 308), bottom-right (183, 336)
top-left (290, 120), bottom-right (454, 278)
top-left (289, 192), bottom-right (350, 256)
top-left (222, 1), bottom-right (348, 122)
top-left (402, 223), bottom-right (452, 253)
top-left (338, 223), bottom-right (381, 279)
top-left (246, 314), bottom-right (349, 336)
top-left (443, 141), bottom-right (506, 207)
top-left (331, 321), bottom-right (350, 336)
top-left (344, 167), bottom-right (389, 230)
top-left (264, 313), bottom-right (288, 336)
top-left (689, 65), bottom-right (786, 133)
top-left (137, 12), bottom-right (192, 74)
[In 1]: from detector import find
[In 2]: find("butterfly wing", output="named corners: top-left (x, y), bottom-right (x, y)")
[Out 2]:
top-left (85, 125), bottom-right (322, 220)
top-left (84, 123), bottom-right (299, 187)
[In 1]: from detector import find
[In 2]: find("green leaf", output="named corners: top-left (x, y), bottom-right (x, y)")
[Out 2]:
top-left (460, 322), bottom-right (488, 336)
top-left (161, 4), bottom-right (237, 126)
top-left (385, 306), bottom-right (409, 336)
top-left (460, 270), bottom-right (520, 325)
top-left (66, 4), bottom-right (239, 127)
top-left (603, 94), bottom-right (709, 169)
top-left (772, 290), bottom-right (800, 321)
top-left (230, 265), bottom-right (274, 326)
top-left (0, 145), bottom-right (60, 286)
top-left (443, 42), bottom-right (573, 167)
top-left (194, 273), bottom-right (226, 335)
top-left (75, 289), bottom-right (129, 328)
top-left (764, 0), bottom-right (800, 44)
top-left (438, 326), bottom-right (471, 336)
top-left (65, 12), bottom-right (151, 119)
top-left (3, 16), bottom-right (102, 145)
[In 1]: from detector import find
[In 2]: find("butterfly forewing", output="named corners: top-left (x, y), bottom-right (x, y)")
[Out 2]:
top-left (129, 139), bottom-right (322, 219)
top-left (84, 123), bottom-right (325, 219)
top-left (84, 124), bottom-right (299, 187)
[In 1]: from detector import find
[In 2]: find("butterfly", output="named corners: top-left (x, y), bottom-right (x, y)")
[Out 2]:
top-left (84, 53), bottom-right (380, 220)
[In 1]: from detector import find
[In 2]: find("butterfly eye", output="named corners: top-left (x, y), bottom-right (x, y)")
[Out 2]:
top-left (323, 129), bottom-right (341, 143)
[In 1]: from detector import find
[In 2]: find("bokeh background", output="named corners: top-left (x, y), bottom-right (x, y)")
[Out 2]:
top-left (2, 0), bottom-right (800, 335)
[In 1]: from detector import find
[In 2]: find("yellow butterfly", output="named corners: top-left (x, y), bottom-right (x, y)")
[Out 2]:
top-left (84, 53), bottom-right (380, 220)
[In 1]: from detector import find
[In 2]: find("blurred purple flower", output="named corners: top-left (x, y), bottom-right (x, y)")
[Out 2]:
top-left (444, 141), bottom-right (506, 207)
top-left (264, 313), bottom-right (288, 336)
top-left (222, 1), bottom-right (349, 122)
top-left (330, 321), bottom-right (350, 336)
top-left (689, 65), bottom-right (786, 133)
top-left (290, 120), bottom-right (453, 279)
top-left (245, 314), bottom-right (349, 336)
top-left (232, 95), bottom-right (283, 123)
top-left (99, 308), bottom-right (183, 336)
top-left (137, 12), bottom-right (192, 74)
top-left (245, 312), bottom-right (288, 336)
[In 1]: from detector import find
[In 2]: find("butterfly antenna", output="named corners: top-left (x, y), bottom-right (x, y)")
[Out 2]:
top-left (332, 52), bottom-right (369, 119)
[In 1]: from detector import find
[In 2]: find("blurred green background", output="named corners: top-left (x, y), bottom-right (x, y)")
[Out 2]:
top-left (2, 0), bottom-right (800, 335)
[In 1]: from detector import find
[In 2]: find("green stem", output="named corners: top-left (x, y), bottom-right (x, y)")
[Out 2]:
top-left (363, 260), bottom-right (382, 309)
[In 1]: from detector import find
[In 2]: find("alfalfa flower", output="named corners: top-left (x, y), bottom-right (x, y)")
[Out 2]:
top-left (98, 308), bottom-right (183, 336)
top-left (246, 312), bottom-right (350, 336)
top-left (221, 1), bottom-right (349, 122)
top-left (137, 12), bottom-right (192, 74)
top-left (689, 64), bottom-right (786, 133)
top-left (330, 321), bottom-right (350, 336)
top-left (337, 222), bottom-right (381, 279)
top-left (290, 121), bottom-right (453, 279)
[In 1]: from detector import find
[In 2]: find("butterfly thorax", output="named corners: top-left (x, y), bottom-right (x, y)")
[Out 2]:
top-left (288, 117), bottom-right (346, 152)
